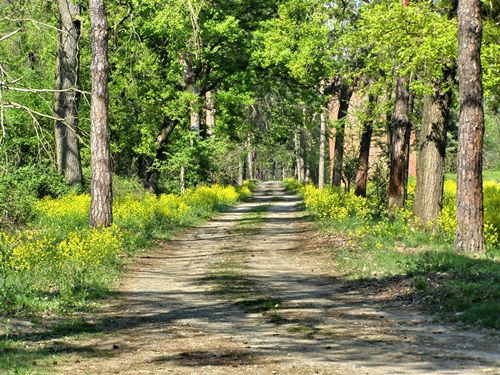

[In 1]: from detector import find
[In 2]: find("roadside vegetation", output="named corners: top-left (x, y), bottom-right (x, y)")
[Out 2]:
top-left (284, 178), bottom-right (500, 330)
top-left (0, 177), bottom-right (256, 318)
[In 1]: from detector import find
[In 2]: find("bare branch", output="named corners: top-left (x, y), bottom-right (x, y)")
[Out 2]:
top-left (3, 101), bottom-right (90, 147)
top-left (4, 101), bottom-right (64, 122)
top-left (0, 28), bottom-right (22, 43)
top-left (3, 85), bottom-right (90, 96)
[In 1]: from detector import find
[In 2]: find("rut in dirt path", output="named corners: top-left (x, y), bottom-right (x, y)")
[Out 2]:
top-left (55, 182), bottom-right (499, 375)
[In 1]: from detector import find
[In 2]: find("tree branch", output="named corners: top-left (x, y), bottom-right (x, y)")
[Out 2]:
top-left (0, 28), bottom-right (22, 43)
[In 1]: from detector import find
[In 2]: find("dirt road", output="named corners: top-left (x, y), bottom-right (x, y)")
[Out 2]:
top-left (55, 182), bottom-right (499, 374)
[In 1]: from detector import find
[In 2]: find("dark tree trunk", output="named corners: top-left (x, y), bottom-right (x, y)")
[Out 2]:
top-left (354, 95), bottom-right (377, 197)
top-left (139, 118), bottom-right (177, 193)
top-left (318, 109), bottom-right (327, 190)
top-left (388, 75), bottom-right (411, 220)
top-left (413, 71), bottom-right (453, 227)
top-left (454, 0), bottom-right (485, 253)
top-left (247, 136), bottom-right (254, 180)
top-left (89, 0), bottom-right (112, 228)
top-left (54, 0), bottom-right (82, 187)
top-left (331, 84), bottom-right (351, 187)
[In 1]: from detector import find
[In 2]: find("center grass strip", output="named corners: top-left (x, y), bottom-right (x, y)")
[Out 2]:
top-left (206, 204), bottom-right (281, 314)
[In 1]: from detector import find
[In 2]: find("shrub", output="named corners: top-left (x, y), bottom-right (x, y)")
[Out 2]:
top-left (0, 165), bottom-right (70, 226)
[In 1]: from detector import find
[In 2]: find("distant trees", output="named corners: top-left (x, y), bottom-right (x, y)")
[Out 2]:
top-left (0, 0), bottom-right (499, 252)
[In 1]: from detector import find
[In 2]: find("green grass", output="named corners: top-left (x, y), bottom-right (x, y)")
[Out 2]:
top-left (483, 170), bottom-right (500, 182)
top-left (285, 175), bottom-right (500, 330)
top-left (321, 219), bottom-right (500, 329)
top-left (235, 298), bottom-right (281, 313)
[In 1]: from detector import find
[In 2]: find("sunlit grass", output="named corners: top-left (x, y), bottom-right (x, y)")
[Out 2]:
top-left (292, 178), bottom-right (500, 329)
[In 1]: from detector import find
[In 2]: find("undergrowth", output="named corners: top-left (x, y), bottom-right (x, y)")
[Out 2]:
top-left (0, 180), bottom-right (257, 317)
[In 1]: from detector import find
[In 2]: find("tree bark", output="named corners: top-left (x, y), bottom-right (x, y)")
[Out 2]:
top-left (304, 127), bottom-right (312, 184)
top-left (294, 126), bottom-right (305, 183)
top-left (89, 0), bottom-right (112, 228)
top-left (413, 73), bottom-right (452, 227)
top-left (237, 159), bottom-right (243, 185)
top-left (246, 136), bottom-right (254, 180)
top-left (205, 90), bottom-right (215, 138)
top-left (330, 83), bottom-right (352, 187)
top-left (318, 109), bottom-right (327, 190)
top-left (388, 75), bottom-right (411, 220)
top-left (454, 0), bottom-right (485, 253)
top-left (354, 95), bottom-right (377, 197)
top-left (54, 0), bottom-right (82, 187)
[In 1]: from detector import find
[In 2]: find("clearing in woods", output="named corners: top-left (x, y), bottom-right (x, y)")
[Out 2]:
top-left (48, 182), bottom-right (498, 374)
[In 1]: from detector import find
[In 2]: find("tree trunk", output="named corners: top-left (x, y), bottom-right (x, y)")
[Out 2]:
top-left (205, 90), bottom-right (215, 138)
top-left (237, 159), bottom-right (243, 185)
top-left (89, 0), bottom-right (112, 228)
top-left (294, 126), bottom-right (304, 183)
top-left (454, 0), bottom-right (485, 253)
top-left (54, 0), bottom-right (82, 187)
top-left (330, 84), bottom-right (352, 187)
top-left (413, 73), bottom-right (452, 227)
top-left (247, 137), bottom-right (254, 180)
top-left (181, 53), bottom-right (200, 134)
top-left (304, 127), bottom-right (312, 184)
top-left (139, 118), bottom-right (177, 193)
top-left (318, 109), bottom-right (326, 190)
top-left (180, 165), bottom-right (185, 194)
top-left (355, 95), bottom-right (377, 197)
top-left (388, 75), bottom-right (411, 220)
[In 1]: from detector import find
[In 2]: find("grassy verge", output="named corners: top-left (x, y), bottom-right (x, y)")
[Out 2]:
top-left (285, 178), bottom-right (500, 330)
top-left (0, 181), bottom-right (258, 374)
top-left (320, 219), bottom-right (500, 329)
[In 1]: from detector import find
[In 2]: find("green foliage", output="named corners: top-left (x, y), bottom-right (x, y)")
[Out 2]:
top-left (482, 20), bottom-right (500, 111)
top-left (254, 0), bottom-right (335, 85)
top-left (282, 177), bottom-right (303, 192)
top-left (0, 2), bottom-right (60, 169)
top-left (338, 1), bottom-right (457, 95)
top-left (0, 166), bottom-right (70, 226)
top-left (484, 114), bottom-right (500, 171)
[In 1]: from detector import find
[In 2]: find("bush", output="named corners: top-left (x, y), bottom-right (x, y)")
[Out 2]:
top-left (0, 165), bottom-right (70, 226)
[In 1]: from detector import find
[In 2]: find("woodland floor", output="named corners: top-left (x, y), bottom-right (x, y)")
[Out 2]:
top-left (14, 182), bottom-right (500, 374)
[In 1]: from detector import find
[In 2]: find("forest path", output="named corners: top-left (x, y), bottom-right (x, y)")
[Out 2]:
top-left (55, 182), bottom-right (499, 374)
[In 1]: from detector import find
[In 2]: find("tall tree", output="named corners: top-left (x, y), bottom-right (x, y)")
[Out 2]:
top-left (454, 0), bottom-right (485, 252)
top-left (330, 82), bottom-right (353, 187)
top-left (89, 0), bottom-right (112, 228)
top-left (318, 106), bottom-right (327, 190)
top-left (413, 70), bottom-right (453, 227)
top-left (388, 0), bottom-right (412, 219)
top-left (54, 0), bottom-right (83, 187)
